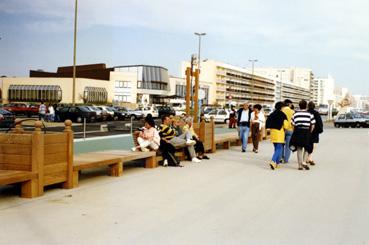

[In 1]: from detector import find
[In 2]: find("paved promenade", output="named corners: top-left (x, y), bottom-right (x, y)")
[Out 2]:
top-left (0, 127), bottom-right (368, 244)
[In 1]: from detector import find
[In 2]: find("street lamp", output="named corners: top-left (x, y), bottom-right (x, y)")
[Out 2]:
top-left (248, 59), bottom-right (258, 104)
top-left (194, 32), bottom-right (206, 122)
top-left (194, 32), bottom-right (206, 70)
top-left (72, 0), bottom-right (78, 105)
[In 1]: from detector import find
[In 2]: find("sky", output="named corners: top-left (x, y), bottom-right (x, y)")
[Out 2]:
top-left (0, 0), bottom-right (368, 95)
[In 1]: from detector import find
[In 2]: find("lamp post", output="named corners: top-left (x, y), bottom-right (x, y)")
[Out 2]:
top-left (194, 32), bottom-right (206, 122)
top-left (72, 0), bottom-right (78, 106)
top-left (248, 59), bottom-right (258, 104)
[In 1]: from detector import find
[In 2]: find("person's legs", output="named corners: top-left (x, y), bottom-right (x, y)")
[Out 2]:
top-left (138, 137), bottom-right (151, 148)
top-left (252, 123), bottom-right (260, 151)
top-left (283, 130), bottom-right (293, 163)
top-left (296, 147), bottom-right (303, 169)
top-left (169, 137), bottom-right (186, 147)
top-left (148, 142), bottom-right (159, 151)
top-left (272, 143), bottom-right (283, 163)
top-left (239, 126), bottom-right (249, 151)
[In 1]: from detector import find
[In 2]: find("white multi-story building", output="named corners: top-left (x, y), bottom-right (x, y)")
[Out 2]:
top-left (254, 67), bottom-right (313, 90)
top-left (311, 75), bottom-right (335, 106)
top-left (181, 60), bottom-right (275, 106)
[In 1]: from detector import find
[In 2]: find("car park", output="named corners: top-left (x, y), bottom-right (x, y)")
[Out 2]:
top-left (110, 107), bottom-right (126, 120)
top-left (97, 105), bottom-right (115, 120)
top-left (86, 106), bottom-right (107, 121)
top-left (0, 109), bottom-right (16, 128)
top-left (334, 113), bottom-right (369, 128)
top-left (57, 106), bottom-right (97, 123)
top-left (204, 109), bottom-right (230, 123)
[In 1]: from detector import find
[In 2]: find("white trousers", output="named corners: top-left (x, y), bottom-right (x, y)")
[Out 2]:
top-left (137, 137), bottom-right (159, 150)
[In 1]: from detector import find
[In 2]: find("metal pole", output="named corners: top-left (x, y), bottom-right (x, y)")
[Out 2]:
top-left (72, 0), bottom-right (78, 106)
top-left (185, 67), bottom-right (191, 115)
top-left (194, 32), bottom-right (206, 119)
top-left (83, 117), bottom-right (86, 140)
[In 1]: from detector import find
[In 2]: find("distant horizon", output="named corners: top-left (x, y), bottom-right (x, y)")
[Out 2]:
top-left (1, 0), bottom-right (368, 96)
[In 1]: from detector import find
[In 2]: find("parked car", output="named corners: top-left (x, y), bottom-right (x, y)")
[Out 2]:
top-left (57, 106), bottom-right (97, 123)
top-left (2, 103), bottom-right (39, 117)
top-left (96, 105), bottom-right (115, 120)
top-left (157, 105), bottom-right (176, 117)
top-left (0, 109), bottom-right (16, 128)
top-left (133, 106), bottom-right (159, 118)
top-left (110, 107), bottom-right (126, 120)
top-left (127, 109), bottom-right (144, 120)
top-left (204, 109), bottom-right (230, 123)
top-left (334, 113), bottom-right (369, 128)
top-left (86, 106), bottom-right (107, 121)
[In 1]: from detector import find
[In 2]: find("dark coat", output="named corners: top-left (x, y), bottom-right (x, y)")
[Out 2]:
top-left (237, 108), bottom-right (252, 127)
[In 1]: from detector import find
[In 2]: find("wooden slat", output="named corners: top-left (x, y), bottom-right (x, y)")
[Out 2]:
top-left (44, 143), bottom-right (68, 154)
top-left (0, 134), bottom-right (32, 145)
top-left (0, 154), bottom-right (31, 165)
top-left (93, 150), bottom-right (156, 162)
top-left (73, 154), bottom-right (122, 171)
top-left (44, 152), bottom-right (67, 165)
top-left (44, 172), bottom-right (67, 186)
top-left (44, 134), bottom-right (67, 144)
top-left (0, 144), bottom-right (32, 155)
top-left (0, 170), bottom-right (36, 185)
top-left (44, 162), bottom-right (67, 174)
top-left (0, 164), bottom-right (31, 171)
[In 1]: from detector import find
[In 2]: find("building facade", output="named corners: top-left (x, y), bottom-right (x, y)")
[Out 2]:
top-left (311, 75), bottom-right (335, 106)
top-left (181, 60), bottom-right (275, 106)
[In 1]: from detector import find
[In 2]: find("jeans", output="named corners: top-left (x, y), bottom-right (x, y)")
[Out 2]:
top-left (169, 137), bottom-right (196, 159)
top-left (239, 125), bottom-right (250, 151)
top-left (272, 143), bottom-right (284, 163)
top-left (283, 130), bottom-right (293, 163)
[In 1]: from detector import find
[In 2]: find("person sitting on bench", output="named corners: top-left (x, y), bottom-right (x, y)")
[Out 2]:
top-left (159, 115), bottom-right (201, 166)
top-left (182, 116), bottom-right (210, 160)
top-left (131, 116), bottom-right (160, 152)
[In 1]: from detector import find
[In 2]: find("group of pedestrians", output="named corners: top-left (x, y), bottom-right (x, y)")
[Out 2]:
top-left (132, 114), bottom-right (209, 167)
top-left (38, 102), bottom-right (55, 122)
top-left (266, 99), bottom-right (323, 170)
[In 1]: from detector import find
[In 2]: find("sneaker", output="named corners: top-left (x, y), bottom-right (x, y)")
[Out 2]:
top-left (131, 147), bottom-right (137, 152)
top-left (163, 159), bottom-right (168, 167)
top-left (202, 155), bottom-right (210, 160)
top-left (192, 157), bottom-right (201, 163)
top-left (242, 149), bottom-right (246, 152)
top-left (186, 139), bottom-right (196, 146)
top-left (269, 161), bottom-right (277, 170)
top-left (140, 147), bottom-right (149, 152)
top-left (275, 164), bottom-right (282, 169)
top-left (254, 150), bottom-right (258, 153)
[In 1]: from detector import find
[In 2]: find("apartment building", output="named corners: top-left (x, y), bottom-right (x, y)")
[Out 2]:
top-left (181, 60), bottom-right (275, 106)
top-left (275, 81), bottom-right (311, 104)
top-left (311, 75), bottom-right (335, 106)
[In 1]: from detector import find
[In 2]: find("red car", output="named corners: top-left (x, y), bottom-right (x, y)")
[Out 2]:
top-left (2, 103), bottom-right (39, 117)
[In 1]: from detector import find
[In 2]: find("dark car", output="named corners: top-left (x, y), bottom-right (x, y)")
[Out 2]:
top-left (157, 105), bottom-right (176, 117)
top-left (0, 109), bottom-right (16, 128)
top-left (110, 107), bottom-right (126, 120)
top-left (57, 106), bottom-right (97, 123)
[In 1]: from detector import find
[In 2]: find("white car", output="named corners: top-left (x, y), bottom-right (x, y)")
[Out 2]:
top-left (204, 109), bottom-right (230, 124)
top-left (133, 106), bottom-right (159, 118)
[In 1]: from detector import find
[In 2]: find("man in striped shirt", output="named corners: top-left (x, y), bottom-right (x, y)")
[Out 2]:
top-left (291, 100), bottom-right (315, 170)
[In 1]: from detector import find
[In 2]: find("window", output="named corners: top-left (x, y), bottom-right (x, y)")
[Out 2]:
top-left (338, 115), bottom-right (345, 120)
top-left (114, 95), bottom-right (130, 102)
top-left (115, 81), bottom-right (131, 88)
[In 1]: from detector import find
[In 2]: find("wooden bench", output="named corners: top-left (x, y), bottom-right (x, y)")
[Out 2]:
top-left (0, 120), bottom-right (74, 198)
top-left (72, 150), bottom-right (156, 187)
top-left (214, 133), bottom-right (241, 150)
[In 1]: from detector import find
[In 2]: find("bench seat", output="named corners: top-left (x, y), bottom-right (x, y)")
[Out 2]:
top-left (0, 170), bottom-right (38, 198)
top-left (72, 150), bottom-right (156, 187)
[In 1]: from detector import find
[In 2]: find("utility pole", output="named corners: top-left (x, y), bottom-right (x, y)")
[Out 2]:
top-left (72, 0), bottom-right (78, 105)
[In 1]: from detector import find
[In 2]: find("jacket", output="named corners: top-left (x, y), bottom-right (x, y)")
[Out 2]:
top-left (237, 108), bottom-right (252, 127)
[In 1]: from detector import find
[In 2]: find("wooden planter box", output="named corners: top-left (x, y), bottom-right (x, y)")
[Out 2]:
top-left (193, 118), bottom-right (216, 153)
top-left (0, 120), bottom-right (73, 197)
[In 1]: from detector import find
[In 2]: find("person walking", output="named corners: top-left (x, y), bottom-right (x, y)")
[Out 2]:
top-left (281, 99), bottom-right (295, 163)
top-left (250, 104), bottom-right (265, 153)
top-left (265, 102), bottom-right (288, 170)
top-left (237, 102), bottom-right (252, 152)
top-left (307, 101), bottom-right (323, 165)
top-left (229, 106), bottom-right (237, 128)
top-left (38, 102), bottom-right (46, 121)
top-left (290, 100), bottom-right (316, 170)
top-left (47, 104), bottom-right (55, 122)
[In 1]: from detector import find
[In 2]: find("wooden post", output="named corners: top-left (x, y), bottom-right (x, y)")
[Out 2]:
top-left (210, 117), bottom-right (216, 153)
top-left (62, 120), bottom-right (74, 189)
top-left (27, 120), bottom-right (44, 197)
top-left (194, 69), bottom-right (200, 122)
top-left (185, 67), bottom-right (191, 116)
top-left (12, 121), bottom-right (25, 134)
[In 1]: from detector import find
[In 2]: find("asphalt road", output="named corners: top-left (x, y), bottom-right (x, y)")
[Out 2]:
top-left (0, 127), bottom-right (368, 244)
